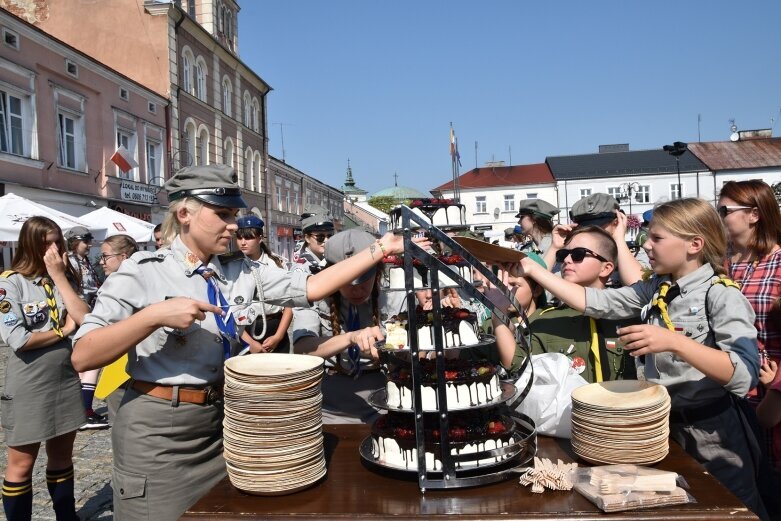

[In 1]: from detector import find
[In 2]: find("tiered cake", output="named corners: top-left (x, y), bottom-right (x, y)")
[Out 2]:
top-left (389, 198), bottom-right (467, 230)
top-left (381, 254), bottom-right (473, 290)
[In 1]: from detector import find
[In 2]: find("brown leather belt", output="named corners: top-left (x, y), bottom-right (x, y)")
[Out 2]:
top-left (131, 380), bottom-right (223, 405)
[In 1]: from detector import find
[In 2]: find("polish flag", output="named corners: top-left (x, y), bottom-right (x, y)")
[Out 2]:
top-left (110, 145), bottom-right (138, 173)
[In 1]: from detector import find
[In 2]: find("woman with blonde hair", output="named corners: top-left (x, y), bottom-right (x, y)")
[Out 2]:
top-left (0, 217), bottom-right (89, 521)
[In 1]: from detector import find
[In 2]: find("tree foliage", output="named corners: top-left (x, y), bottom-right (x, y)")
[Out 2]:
top-left (366, 196), bottom-right (410, 214)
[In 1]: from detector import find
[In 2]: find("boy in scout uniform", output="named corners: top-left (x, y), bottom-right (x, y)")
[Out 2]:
top-left (527, 225), bottom-right (637, 382)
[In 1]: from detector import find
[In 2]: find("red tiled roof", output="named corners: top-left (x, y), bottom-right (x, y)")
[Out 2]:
top-left (431, 163), bottom-right (554, 192)
top-left (688, 138), bottom-right (781, 171)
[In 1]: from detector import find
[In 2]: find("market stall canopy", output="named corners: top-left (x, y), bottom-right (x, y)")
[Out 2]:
top-left (79, 206), bottom-right (155, 243)
top-left (0, 193), bottom-right (107, 242)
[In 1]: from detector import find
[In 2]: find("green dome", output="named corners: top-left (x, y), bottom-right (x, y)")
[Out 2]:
top-left (372, 185), bottom-right (429, 199)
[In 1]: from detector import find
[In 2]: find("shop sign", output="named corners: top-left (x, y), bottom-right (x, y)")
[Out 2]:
top-left (109, 202), bottom-right (152, 223)
top-left (121, 180), bottom-right (158, 204)
top-left (276, 226), bottom-right (293, 237)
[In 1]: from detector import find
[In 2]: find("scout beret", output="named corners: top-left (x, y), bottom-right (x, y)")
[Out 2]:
top-left (570, 193), bottom-right (619, 226)
top-left (324, 229), bottom-right (377, 285)
top-left (236, 215), bottom-right (264, 230)
top-left (165, 165), bottom-right (247, 208)
top-left (301, 204), bottom-right (334, 233)
top-left (65, 226), bottom-right (93, 242)
top-left (515, 199), bottom-right (559, 220)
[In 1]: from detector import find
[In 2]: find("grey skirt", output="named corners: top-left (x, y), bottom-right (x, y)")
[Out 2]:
top-left (1, 341), bottom-right (84, 446)
top-left (111, 386), bottom-right (226, 521)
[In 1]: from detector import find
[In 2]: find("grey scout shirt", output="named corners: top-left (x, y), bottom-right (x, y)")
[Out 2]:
top-left (74, 236), bottom-right (310, 386)
top-left (0, 274), bottom-right (67, 351)
top-left (585, 263), bottom-right (759, 409)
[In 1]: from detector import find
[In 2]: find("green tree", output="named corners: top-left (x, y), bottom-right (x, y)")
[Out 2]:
top-left (367, 196), bottom-right (411, 214)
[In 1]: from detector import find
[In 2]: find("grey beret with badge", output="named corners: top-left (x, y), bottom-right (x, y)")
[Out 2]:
top-left (570, 193), bottom-right (620, 226)
top-left (324, 229), bottom-right (377, 285)
top-left (515, 199), bottom-right (559, 220)
top-left (165, 164), bottom-right (247, 208)
top-left (301, 204), bottom-right (334, 233)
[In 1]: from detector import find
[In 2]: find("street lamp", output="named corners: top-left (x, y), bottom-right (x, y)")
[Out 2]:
top-left (662, 141), bottom-right (688, 199)
top-left (618, 181), bottom-right (642, 215)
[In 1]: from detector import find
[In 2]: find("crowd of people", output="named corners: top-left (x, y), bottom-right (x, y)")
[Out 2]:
top-left (0, 166), bottom-right (779, 521)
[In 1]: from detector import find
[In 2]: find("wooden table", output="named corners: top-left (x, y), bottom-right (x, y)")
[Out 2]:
top-left (181, 424), bottom-right (757, 520)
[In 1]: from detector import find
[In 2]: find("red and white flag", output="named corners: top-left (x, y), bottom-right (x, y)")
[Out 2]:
top-left (110, 145), bottom-right (138, 173)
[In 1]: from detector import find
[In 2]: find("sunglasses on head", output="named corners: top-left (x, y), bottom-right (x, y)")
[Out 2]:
top-left (555, 247), bottom-right (608, 264)
top-left (312, 233), bottom-right (333, 244)
top-left (717, 205), bottom-right (753, 218)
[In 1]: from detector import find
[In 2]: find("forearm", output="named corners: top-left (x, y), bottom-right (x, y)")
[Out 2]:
top-left (671, 336), bottom-right (735, 385)
top-left (615, 243), bottom-right (643, 286)
top-left (306, 246), bottom-right (379, 302)
top-left (526, 263), bottom-right (587, 311)
top-left (276, 308), bottom-right (293, 338)
top-left (493, 322), bottom-right (517, 369)
top-left (72, 307), bottom-right (159, 371)
top-left (50, 273), bottom-right (89, 324)
top-left (542, 247), bottom-right (559, 273)
top-left (294, 332), bottom-right (354, 359)
top-left (19, 329), bottom-right (72, 351)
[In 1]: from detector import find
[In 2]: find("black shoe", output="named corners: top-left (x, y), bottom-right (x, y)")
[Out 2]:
top-left (79, 411), bottom-right (109, 430)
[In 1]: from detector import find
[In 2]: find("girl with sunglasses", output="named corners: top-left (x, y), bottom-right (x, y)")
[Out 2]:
top-left (0, 217), bottom-right (89, 521)
top-left (507, 198), bottom-right (767, 519)
top-left (293, 205), bottom-right (334, 274)
top-left (235, 215), bottom-right (293, 354)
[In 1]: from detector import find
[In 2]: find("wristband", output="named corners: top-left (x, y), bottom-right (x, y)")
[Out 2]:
top-left (375, 239), bottom-right (388, 257)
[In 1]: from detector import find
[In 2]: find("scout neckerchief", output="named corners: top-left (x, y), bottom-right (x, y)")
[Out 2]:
top-left (588, 318), bottom-right (603, 383)
top-left (651, 282), bottom-right (681, 332)
top-left (194, 266), bottom-right (247, 359)
top-left (41, 277), bottom-right (63, 338)
top-left (344, 304), bottom-right (362, 377)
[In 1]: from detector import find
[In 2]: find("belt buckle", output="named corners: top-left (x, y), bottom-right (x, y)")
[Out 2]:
top-left (205, 386), bottom-right (222, 405)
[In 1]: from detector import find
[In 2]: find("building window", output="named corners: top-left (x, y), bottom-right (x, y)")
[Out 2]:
top-left (194, 58), bottom-right (207, 102)
top-left (636, 184), bottom-right (651, 203)
top-left (187, 0), bottom-right (196, 18)
top-left (196, 127), bottom-right (209, 165)
top-left (2, 28), bottom-right (19, 50)
top-left (670, 183), bottom-right (682, 200)
top-left (146, 140), bottom-right (163, 185)
top-left (57, 113), bottom-right (80, 169)
top-left (253, 151), bottom-right (262, 192)
top-left (526, 192), bottom-right (538, 199)
top-left (115, 128), bottom-right (137, 179)
top-left (580, 188), bottom-right (592, 198)
top-left (0, 89), bottom-right (26, 156)
top-left (293, 191), bottom-right (300, 215)
top-left (181, 49), bottom-right (193, 95)
top-left (222, 77), bottom-right (232, 116)
top-left (65, 59), bottom-right (78, 78)
top-left (148, 102), bottom-right (157, 114)
top-left (241, 148), bottom-right (251, 188)
top-left (224, 138), bottom-right (234, 169)
top-left (119, 87), bottom-right (129, 101)
top-left (182, 120), bottom-right (196, 167)
top-left (503, 194), bottom-right (515, 212)
top-left (252, 98), bottom-right (260, 132)
top-left (475, 196), bottom-right (486, 214)
top-left (243, 92), bottom-right (251, 127)
top-left (607, 186), bottom-right (622, 200)
top-left (286, 189), bottom-right (291, 213)
top-left (276, 185), bottom-right (283, 211)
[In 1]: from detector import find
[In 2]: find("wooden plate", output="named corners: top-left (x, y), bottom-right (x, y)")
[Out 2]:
top-left (451, 236), bottom-right (527, 264)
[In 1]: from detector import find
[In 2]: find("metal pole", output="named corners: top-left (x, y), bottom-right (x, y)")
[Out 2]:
top-left (676, 157), bottom-right (681, 199)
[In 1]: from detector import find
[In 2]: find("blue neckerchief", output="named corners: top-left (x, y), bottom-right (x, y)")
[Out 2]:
top-left (195, 266), bottom-right (248, 359)
top-left (345, 304), bottom-right (362, 377)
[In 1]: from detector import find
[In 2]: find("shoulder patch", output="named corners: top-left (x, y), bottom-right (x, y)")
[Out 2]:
top-left (0, 270), bottom-right (17, 278)
top-left (712, 275), bottom-right (741, 290)
top-left (218, 251), bottom-right (245, 264)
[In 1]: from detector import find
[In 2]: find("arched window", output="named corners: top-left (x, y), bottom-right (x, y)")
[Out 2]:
top-left (224, 138), bottom-right (234, 169)
top-left (196, 126), bottom-right (209, 165)
top-left (253, 151), bottom-right (262, 192)
top-left (222, 76), bottom-right (232, 116)
top-left (242, 147), bottom-right (252, 189)
top-left (182, 119), bottom-right (197, 167)
top-left (243, 91), bottom-right (251, 127)
top-left (194, 57), bottom-right (207, 102)
top-left (252, 98), bottom-right (260, 132)
top-left (181, 48), bottom-right (194, 95)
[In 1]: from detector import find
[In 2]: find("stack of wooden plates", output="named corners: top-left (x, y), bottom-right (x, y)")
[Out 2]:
top-left (570, 381), bottom-right (671, 465)
top-left (223, 353), bottom-right (326, 495)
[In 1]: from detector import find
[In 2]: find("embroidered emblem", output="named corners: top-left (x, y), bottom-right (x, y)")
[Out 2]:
top-left (0, 301), bottom-right (10, 313)
top-left (3, 312), bottom-right (18, 326)
top-left (234, 296), bottom-right (244, 305)
top-left (185, 252), bottom-right (200, 268)
top-left (23, 302), bottom-right (39, 316)
top-left (570, 356), bottom-right (586, 375)
top-left (697, 323), bottom-right (704, 332)
top-left (32, 311), bottom-right (46, 325)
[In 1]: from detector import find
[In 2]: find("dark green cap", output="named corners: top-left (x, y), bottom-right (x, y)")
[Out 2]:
top-left (515, 199), bottom-right (559, 220)
top-left (165, 165), bottom-right (247, 208)
top-left (570, 193), bottom-right (619, 226)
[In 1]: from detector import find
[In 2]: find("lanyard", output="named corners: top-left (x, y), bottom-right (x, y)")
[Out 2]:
top-left (41, 278), bottom-right (63, 338)
top-left (651, 282), bottom-right (679, 332)
top-left (588, 318), bottom-right (603, 383)
top-left (194, 266), bottom-right (247, 359)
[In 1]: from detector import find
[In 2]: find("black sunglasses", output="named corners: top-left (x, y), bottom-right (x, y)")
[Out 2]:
top-left (312, 233), bottom-right (333, 244)
top-left (717, 205), bottom-right (752, 218)
top-left (555, 247), bottom-right (609, 264)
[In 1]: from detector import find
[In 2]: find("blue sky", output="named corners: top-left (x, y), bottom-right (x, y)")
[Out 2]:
top-left (239, 1), bottom-right (781, 195)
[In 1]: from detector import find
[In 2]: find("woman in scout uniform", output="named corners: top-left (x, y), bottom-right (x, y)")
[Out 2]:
top-left (293, 205), bottom-right (334, 272)
top-left (235, 214), bottom-right (293, 353)
top-left (514, 199), bottom-right (558, 255)
top-left (0, 217), bottom-right (90, 521)
top-left (95, 234), bottom-right (139, 421)
top-left (525, 226), bottom-right (637, 382)
top-left (71, 165), bottom-right (417, 521)
top-left (293, 229), bottom-right (390, 424)
top-left (507, 198), bottom-right (767, 518)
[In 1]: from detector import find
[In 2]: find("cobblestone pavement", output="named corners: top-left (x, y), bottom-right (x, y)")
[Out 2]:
top-left (0, 348), bottom-right (114, 520)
